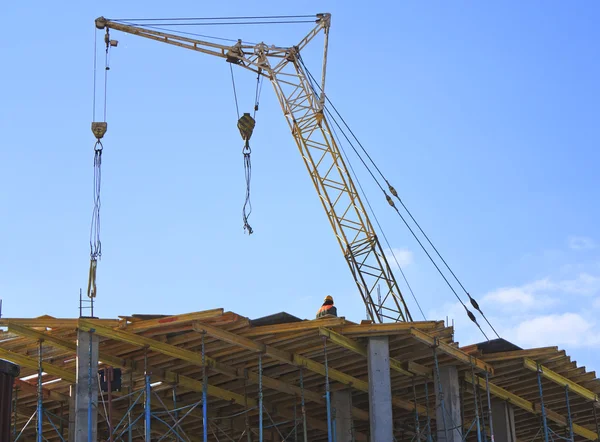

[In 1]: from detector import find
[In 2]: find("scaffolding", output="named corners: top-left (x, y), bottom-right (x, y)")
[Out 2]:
top-left (0, 309), bottom-right (598, 441)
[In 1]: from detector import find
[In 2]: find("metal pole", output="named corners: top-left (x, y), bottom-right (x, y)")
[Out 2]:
top-left (128, 369), bottom-right (133, 442)
top-left (107, 367), bottom-right (114, 442)
top-left (477, 382), bottom-right (487, 442)
top-left (323, 337), bottom-right (333, 442)
top-left (243, 373), bottom-right (251, 442)
top-left (536, 367), bottom-right (550, 442)
top-left (332, 406), bottom-right (337, 442)
top-left (460, 378), bottom-right (466, 436)
top-left (259, 353), bottom-right (263, 442)
top-left (433, 346), bottom-right (450, 442)
top-left (37, 340), bottom-right (43, 442)
top-left (485, 372), bottom-right (495, 442)
top-left (13, 385), bottom-right (18, 440)
top-left (202, 333), bottom-right (208, 442)
top-left (172, 387), bottom-right (178, 423)
top-left (412, 379), bottom-right (421, 441)
top-left (88, 331), bottom-right (93, 442)
top-left (424, 380), bottom-right (432, 442)
top-left (294, 399), bottom-right (298, 442)
top-left (592, 401), bottom-right (599, 442)
top-left (565, 387), bottom-right (574, 442)
top-left (299, 369), bottom-right (308, 442)
top-left (470, 365), bottom-right (483, 442)
top-left (145, 350), bottom-right (151, 442)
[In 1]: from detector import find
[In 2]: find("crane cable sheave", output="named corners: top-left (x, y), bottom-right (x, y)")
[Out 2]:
top-left (237, 113), bottom-right (255, 148)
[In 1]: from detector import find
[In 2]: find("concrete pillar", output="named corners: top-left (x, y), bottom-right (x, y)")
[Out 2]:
top-left (434, 365), bottom-right (462, 442)
top-left (68, 387), bottom-right (75, 442)
top-left (332, 389), bottom-right (353, 442)
top-left (491, 400), bottom-right (517, 442)
top-left (367, 336), bottom-right (393, 442)
top-left (75, 330), bottom-right (99, 442)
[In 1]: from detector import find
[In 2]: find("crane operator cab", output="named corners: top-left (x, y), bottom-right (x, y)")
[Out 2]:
top-left (316, 295), bottom-right (337, 319)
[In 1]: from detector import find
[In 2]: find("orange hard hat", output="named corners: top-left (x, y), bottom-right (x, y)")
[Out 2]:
top-left (324, 295), bottom-right (334, 302)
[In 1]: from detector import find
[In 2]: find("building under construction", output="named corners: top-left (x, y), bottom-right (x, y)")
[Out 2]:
top-left (1, 11), bottom-right (597, 442)
top-left (0, 308), bottom-right (598, 441)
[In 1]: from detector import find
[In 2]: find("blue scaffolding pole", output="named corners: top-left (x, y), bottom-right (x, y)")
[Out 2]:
top-left (37, 340), bottom-right (43, 442)
top-left (300, 368), bottom-right (308, 442)
top-left (565, 386), bottom-right (574, 442)
top-left (536, 364), bottom-right (550, 442)
top-left (202, 332), bottom-right (208, 442)
top-left (323, 336), bottom-right (333, 442)
top-left (259, 353), bottom-right (264, 442)
top-left (145, 350), bottom-right (151, 441)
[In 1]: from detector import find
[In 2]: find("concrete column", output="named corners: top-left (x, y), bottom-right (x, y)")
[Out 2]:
top-left (491, 400), bottom-right (517, 442)
top-left (68, 387), bottom-right (75, 442)
top-left (75, 330), bottom-right (99, 442)
top-left (332, 389), bottom-right (353, 442)
top-left (367, 336), bottom-right (393, 442)
top-left (434, 365), bottom-right (462, 442)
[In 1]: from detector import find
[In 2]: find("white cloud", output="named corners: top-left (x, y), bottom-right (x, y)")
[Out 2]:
top-left (556, 273), bottom-right (600, 295)
top-left (482, 279), bottom-right (557, 310)
top-left (568, 236), bottom-right (596, 250)
top-left (506, 313), bottom-right (600, 348)
top-left (384, 248), bottom-right (413, 268)
top-left (482, 273), bottom-right (600, 313)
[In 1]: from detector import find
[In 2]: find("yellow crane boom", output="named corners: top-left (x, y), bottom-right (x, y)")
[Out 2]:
top-left (94, 14), bottom-right (413, 322)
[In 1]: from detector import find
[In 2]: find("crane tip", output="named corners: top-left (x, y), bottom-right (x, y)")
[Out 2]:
top-left (95, 16), bottom-right (107, 29)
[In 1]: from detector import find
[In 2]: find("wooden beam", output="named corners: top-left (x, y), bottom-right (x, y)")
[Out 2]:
top-left (121, 309), bottom-right (225, 332)
top-left (333, 321), bottom-right (442, 337)
top-left (14, 379), bottom-right (69, 403)
top-left (523, 358), bottom-right (599, 403)
top-left (480, 347), bottom-right (559, 362)
top-left (194, 321), bottom-right (426, 414)
top-left (0, 347), bottom-right (76, 383)
top-left (0, 317), bottom-right (120, 328)
top-left (79, 319), bottom-right (370, 424)
top-left (8, 323), bottom-right (132, 370)
top-left (192, 322), bottom-right (370, 421)
top-left (466, 373), bottom-right (598, 441)
top-left (319, 327), bottom-right (424, 379)
top-left (410, 328), bottom-right (494, 374)
top-left (4, 327), bottom-right (349, 440)
top-left (79, 319), bottom-right (237, 377)
top-left (242, 317), bottom-right (346, 337)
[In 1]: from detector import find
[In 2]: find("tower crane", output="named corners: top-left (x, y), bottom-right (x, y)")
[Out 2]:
top-left (94, 14), bottom-right (413, 322)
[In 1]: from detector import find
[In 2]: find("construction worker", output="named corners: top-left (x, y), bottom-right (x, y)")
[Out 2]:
top-left (316, 295), bottom-right (337, 319)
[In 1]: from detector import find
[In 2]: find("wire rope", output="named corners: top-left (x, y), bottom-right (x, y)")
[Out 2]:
top-left (300, 57), bottom-right (495, 338)
top-left (112, 15), bottom-right (318, 21)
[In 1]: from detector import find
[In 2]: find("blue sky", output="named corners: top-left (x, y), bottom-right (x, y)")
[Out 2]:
top-left (2, 2), bottom-right (599, 370)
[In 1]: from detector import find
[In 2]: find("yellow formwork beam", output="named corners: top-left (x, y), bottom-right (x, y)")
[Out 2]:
top-left (79, 319), bottom-right (237, 377)
top-left (121, 309), bottom-right (225, 332)
top-left (79, 319), bottom-right (370, 422)
top-left (334, 321), bottom-right (442, 337)
top-left (0, 317), bottom-right (120, 328)
top-left (242, 316), bottom-right (346, 337)
top-left (319, 327), bottom-right (428, 379)
top-left (195, 321), bottom-right (426, 414)
top-left (523, 358), bottom-right (599, 403)
top-left (410, 328), bottom-right (493, 374)
top-left (0, 347), bottom-right (76, 383)
top-left (466, 373), bottom-right (598, 441)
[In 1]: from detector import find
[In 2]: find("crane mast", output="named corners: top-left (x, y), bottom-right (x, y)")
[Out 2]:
top-left (95, 14), bottom-right (413, 322)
